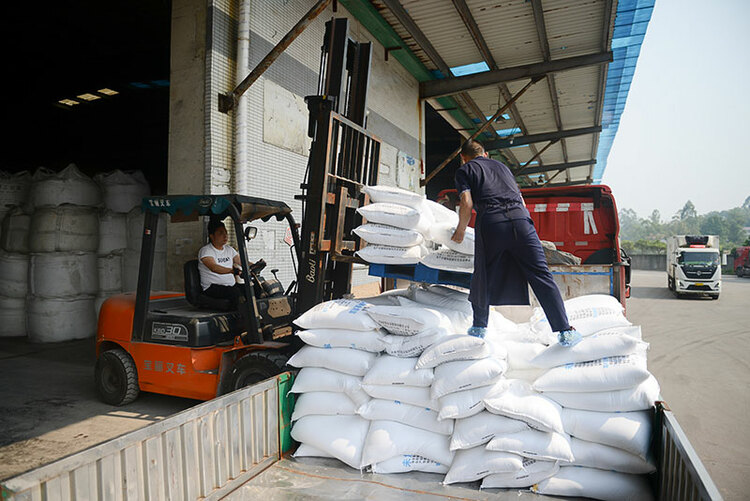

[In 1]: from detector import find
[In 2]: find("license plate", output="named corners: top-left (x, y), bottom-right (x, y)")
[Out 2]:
top-left (695, 283), bottom-right (704, 286)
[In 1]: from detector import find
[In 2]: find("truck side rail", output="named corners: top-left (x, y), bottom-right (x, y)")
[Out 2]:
top-left (1, 377), bottom-right (281, 501)
top-left (656, 402), bottom-right (723, 500)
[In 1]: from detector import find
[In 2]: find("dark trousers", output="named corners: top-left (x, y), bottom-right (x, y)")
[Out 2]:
top-left (204, 283), bottom-right (243, 307)
top-left (471, 217), bottom-right (570, 332)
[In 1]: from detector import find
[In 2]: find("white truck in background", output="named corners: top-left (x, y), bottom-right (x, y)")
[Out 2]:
top-left (667, 235), bottom-right (721, 299)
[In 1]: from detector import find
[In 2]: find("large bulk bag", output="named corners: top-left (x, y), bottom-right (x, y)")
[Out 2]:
top-left (98, 253), bottom-right (123, 293)
top-left (29, 205), bottom-right (99, 253)
top-left (98, 210), bottom-right (128, 255)
top-left (94, 170), bottom-right (150, 213)
top-left (0, 296), bottom-right (26, 337)
top-left (29, 164), bottom-right (101, 208)
top-left (0, 170), bottom-right (31, 213)
top-left (0, 207), bottom-right (31, 253)
top-left (0, 250), bottom-right (29, 297)
top-left (125, 208), bottom-right (167, 253)
top-left (121, 249), bottom-right (166, 292)
top-left (27, 295), bottom-right (97, 342)
top-left (29, 252), bottom-right (98, 297)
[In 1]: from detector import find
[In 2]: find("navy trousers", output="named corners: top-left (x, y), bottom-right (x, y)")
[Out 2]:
top-left (471, 216), bottom-right (570, 332)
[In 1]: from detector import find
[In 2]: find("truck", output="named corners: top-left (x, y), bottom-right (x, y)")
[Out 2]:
top-left (734, 246), bottom-right (750, 277)
top-left (667, 235), bottom-right (721, 299)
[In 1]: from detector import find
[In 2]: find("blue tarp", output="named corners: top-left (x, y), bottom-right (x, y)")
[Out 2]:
top-left (594, 0), bottom-right (655, 182)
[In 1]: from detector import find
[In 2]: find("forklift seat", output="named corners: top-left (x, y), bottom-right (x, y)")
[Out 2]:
top-left (183, 260), bottom-right (235, 311)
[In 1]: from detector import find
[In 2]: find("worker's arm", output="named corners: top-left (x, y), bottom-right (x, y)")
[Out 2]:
top-left (233, 253), bottom-right (241, 268)
top-left (200, 256), bottom-right (236, 275)
top-left (451, 190), bottom-right (473, 243)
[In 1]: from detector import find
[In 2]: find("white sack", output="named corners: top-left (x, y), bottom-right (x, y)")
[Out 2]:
top-left (504, 368), bottom-right (547, 384)
top-left (371, 454), bottom-right (449, 474)
top-left (30, 164), bottom-right (101, 208)
top-left (437, 384), bottom-right (495, 421)
top-left (290, 415), bottom-right (370, 469)
top-left (294, 299), bottom-right (378, 331)
top-left (533, 466), bottom-right (655, 501)
top-left (430, 224), bottom-right (474, 255)
top-left (357, 202), bottom-right (431, 233)
top-left (483, 379), bottom-right (564, 434)
top-left (353, 223), bottom-right (424, 247)
top-left (0, 251), bottom-right (29, 298)
top-left (296, 328), bottom-right (385, 352)
top-left (291, 391), bottom-right (358, 421)
top-left (287, 346), bottom-right (376, 376)
top-left (503, 341), bottom-right (547, 370)
top-left (411, 285), bottom-right (472, 317)
top-left (443, 446), bottom-right (523, 484)
top-left (562, 408), bottom-right (653, 459)
top-left (361, 384), bottom-right (438, 410)
top-left (531, 293), bottom-right (630, 336)
top-left (431, 358), bottom-right (507, 400)
top-left (396, 296), bottom-right (470, 333)
top-left (381, 327), bottom-right (450, 357)
top-left (421, 248), bottom-right (473, 272)
top-left (480, 458), bottom-right (559, 489)
top-left (366, 303), bottom-right (453, 336)
top-left (363, 355), bottom-right (434, 387)
top-left (486, 429), bottom-right (574, 462)
top-left (97, 210), bottom-right (129, 255)
top-left (293, 443), bottom-right (334, 459)
top-left (357, 399), bottom-right (453, 435)
top-left (355, 244), bottom-right (424, 265)
top-left (416, 334), bottom-right (490, 369)
top-left (564, 437), bottom-right (656, 474)
top-left (289, 367), bottom-right (370, 407)
top-left (422, 199), bottom-right (459, 227)
top-left (543, 374), bottom-right (660, 412)
top-left (361, 420), bottom-right (454, 467)
top-left (450, 411), bottom-right (529, 451)
top-left (533, 353), bottom-right (651, 393)
top-left (94, 169), bottom-right (150, 213)
top-left (362, 185), bottom-right (425, 209)
top-left (531, 329), bottom-right (646, 369)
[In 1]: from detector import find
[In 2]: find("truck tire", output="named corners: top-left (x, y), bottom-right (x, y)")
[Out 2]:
top-left (226, 351), bottom-right (289, 392)
top-left (95, 348), bottom-right (139, 406)
top-left (737, 267), bottom-right (744, 278)
top-left (711, 294), bottom-right (720, 300)
top-left (667, 276), bottom-right (675, 291)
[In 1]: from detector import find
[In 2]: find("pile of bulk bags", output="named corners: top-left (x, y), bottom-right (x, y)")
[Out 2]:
top-left (287, 291), bottom-right (658, 501)
top-left (353, 185), bottom-right (475, 273)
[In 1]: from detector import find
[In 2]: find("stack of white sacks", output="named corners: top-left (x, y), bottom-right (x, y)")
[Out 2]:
top-left (288, 289), bottom-right (659, 501)
top-left (353, 185), bottom-right (474, 273)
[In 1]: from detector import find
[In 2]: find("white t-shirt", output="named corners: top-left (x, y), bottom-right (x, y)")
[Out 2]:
top-left (198, 243), bottom-right (239, 290)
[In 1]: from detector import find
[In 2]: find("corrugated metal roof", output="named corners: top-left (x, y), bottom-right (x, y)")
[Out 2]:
top-left (354, 0), bottom-right (653, 186)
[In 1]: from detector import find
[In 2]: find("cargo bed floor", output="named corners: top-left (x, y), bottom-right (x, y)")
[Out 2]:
top-left (223, 456), bottom-right (576, 500)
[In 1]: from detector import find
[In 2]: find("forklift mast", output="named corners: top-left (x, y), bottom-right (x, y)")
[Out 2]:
top-left (296, 18), bottom-right (381, 314)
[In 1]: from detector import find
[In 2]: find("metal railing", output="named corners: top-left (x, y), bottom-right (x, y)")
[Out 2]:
top-left (1, 377), bottom-right (281, 501)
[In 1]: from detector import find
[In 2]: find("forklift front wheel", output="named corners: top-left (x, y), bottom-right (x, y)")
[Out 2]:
top-left (95, 348), bottom-right (140, 406)
top-left (226, 352), bottom-right (288, 392)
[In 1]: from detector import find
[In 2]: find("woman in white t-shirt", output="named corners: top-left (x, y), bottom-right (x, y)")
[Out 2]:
top-left (198, 219), bottom-right (243, 305)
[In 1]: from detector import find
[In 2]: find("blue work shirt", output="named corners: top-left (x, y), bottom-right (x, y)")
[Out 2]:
top-left (454, 156), bottom-right (529, 220)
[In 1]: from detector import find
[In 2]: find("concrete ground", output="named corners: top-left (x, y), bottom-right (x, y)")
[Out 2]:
top-left (0, 271), bottom-right (747, 499)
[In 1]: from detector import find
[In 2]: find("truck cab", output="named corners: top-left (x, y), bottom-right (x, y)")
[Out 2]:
top-left (667, 235), bottom-right (721, 299)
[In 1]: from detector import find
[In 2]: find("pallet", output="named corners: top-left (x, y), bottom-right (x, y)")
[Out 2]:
top-left (368, 262), bottom-right (471, 289)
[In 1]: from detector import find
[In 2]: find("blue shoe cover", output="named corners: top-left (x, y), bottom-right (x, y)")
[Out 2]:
top-left (467, 326), bottom-right (487, 338)
top-left (557, 328), bottom-right (582, 347)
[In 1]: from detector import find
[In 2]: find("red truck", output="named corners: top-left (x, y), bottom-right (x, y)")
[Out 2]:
top-left (735, 246), bottom-right (750, 277)
top-left (437, 184), bottom-right (631, 307)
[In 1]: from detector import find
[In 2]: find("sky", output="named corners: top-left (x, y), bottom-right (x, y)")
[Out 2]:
top-left (602, 0), bottom-right (750, 220)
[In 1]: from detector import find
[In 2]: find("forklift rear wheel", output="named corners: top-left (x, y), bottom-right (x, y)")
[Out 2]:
top-left (227, 351), bottom-right (288, 392)
top-left (95, 348), bottom-right (139, 406)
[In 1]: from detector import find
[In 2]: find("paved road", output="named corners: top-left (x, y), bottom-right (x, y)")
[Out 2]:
top-left (627, 270), bottom-right (749, 500)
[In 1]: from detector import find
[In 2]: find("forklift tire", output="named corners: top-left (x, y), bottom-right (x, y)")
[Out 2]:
top-left (226, 351), bottom-right (289, 392)
top-left (95, 348), bottom-right (139, 406)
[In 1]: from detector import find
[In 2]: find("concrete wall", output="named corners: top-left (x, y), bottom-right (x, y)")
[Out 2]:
top-left (629, 254), bottom-right (666, 271)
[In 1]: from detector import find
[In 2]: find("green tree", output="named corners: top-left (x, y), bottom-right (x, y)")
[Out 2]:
top-left (678, 200), bottom-right (697, 220)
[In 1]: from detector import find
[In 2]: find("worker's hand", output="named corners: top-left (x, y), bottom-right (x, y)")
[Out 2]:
top-left (451, 227), bottom-right (465, 244)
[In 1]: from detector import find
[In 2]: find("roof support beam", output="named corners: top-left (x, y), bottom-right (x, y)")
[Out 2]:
top-left (514, 140), bottom-right (559, 175)
top-left (484, 126), bottom-right (602, 151)
top-left (519, 159), bottom-right (597, 176)
top-left (420, 52), bottom-right (613, 99)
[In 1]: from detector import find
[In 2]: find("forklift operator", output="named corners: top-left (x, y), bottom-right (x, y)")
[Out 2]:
top-left (451, 140), bottom-right (582, 347)
top-left (198, 219), bottom-right (243, 306)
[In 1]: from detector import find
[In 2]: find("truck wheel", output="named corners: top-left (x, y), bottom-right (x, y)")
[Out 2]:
top-left (711, 294), bottom-right (720, 300)
top-left (737, 268), bottom-right (744, 278)
top-left (95, 348), bottom-right (139, 406)
top-left (226, 351), bottom-right (289, 392)
top-left (667, 276), bottom-right (674, 291)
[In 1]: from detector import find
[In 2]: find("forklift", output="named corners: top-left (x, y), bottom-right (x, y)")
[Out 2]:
top-left (94, 18), bottom-right (380, 405)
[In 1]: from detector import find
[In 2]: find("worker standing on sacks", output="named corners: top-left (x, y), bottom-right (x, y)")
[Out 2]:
top-left (451, 140), bottom-right (580, 346)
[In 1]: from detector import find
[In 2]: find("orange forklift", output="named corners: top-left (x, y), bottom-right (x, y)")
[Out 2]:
top-left (94, 17), bottom-right (380, 405)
